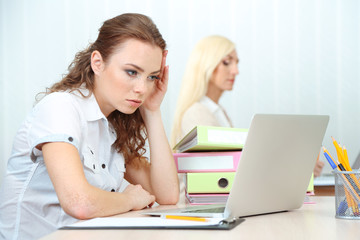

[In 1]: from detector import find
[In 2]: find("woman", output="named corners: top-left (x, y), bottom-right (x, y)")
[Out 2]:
top-left (0, 13), bottom-right (179, 239)
top-left (171, 35), bottom-right (239, 146)
top-left (170, 35), bottom-right (239, 204)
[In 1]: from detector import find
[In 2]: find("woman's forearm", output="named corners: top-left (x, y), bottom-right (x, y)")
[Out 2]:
top-left (142, 109), bottom-right (179, 204)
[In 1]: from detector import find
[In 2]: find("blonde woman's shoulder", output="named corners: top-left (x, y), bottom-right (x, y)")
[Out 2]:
top-left (180, 102), bottom-right (220, 137)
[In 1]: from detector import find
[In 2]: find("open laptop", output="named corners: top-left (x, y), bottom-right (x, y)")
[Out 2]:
top-left (145, 114), bottom-right (329, 219)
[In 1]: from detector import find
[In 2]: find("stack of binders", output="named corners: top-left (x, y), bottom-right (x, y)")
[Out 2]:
top-left (173, 125), bottom-right (248, 205)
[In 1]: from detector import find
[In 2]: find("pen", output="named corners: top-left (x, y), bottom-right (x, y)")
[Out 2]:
top-left (164, 215), bottom-right (209, 222)
top-left (323, 149), bottom-right (337, 170)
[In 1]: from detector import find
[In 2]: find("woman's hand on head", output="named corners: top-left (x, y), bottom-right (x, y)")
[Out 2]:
top-left (141, 50), bottom-right (169, 113)
top-left (123, 184), bottom-right (156, 210)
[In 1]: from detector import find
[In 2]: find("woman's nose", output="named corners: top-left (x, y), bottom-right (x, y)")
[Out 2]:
top-left (133, 78), bottom-right (147, 93)
top-left (232, 64), bottom-right (239, 76)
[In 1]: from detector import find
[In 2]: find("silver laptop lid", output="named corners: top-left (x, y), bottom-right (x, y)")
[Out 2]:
top-left (224, 114), bottom-right (329, 218)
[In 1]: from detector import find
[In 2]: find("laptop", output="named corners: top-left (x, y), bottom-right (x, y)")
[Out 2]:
top-left (145, 114), bottom-right (329, 219)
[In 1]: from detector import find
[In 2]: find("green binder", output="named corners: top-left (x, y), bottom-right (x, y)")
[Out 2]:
top-left (173, 125), bottom-right (248, 153)
top-left (186, 172), bottom-right (236, 193)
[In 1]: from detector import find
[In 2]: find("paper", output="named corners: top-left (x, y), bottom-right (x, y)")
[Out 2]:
top-left (66, 217), bottom-right (224, 228)
top-left (207, 129), bottom-right (247, 144)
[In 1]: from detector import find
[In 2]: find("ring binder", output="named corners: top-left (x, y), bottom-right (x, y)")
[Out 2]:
top-left (218, 178), bottom-right (229, 188)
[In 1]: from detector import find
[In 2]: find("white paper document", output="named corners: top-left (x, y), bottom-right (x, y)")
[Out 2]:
top-left (66, 217), bottom-right (224, 228)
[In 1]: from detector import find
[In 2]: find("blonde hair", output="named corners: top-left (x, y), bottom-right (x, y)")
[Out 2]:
top-left (170, 35), bottom-right (235, 147)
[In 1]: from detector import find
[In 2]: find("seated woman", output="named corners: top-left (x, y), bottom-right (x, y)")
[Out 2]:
top-left (0, 13), bottom-right (179, 239)
top-left (171, 35), bottom-right (239, 203)
top-left (170, 35), bottom-right (324, 203)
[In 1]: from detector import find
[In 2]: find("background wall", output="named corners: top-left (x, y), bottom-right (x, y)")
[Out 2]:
top-left (1, 0), bottom-right (359, 183)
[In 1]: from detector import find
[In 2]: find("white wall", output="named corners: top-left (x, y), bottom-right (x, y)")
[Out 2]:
top-left (1, 0), bottom-right (359, 183)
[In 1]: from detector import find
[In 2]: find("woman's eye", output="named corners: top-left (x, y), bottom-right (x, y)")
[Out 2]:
top-left (148, 75), bottom-right (160, 81)
top-left (222, 60), bottom-right (230, 66)
top-left (126, 70), bottom-right (138, 77)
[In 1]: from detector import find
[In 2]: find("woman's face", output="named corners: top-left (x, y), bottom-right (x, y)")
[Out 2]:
top-left (92, 39), bottom-right (163, 116)
top-left (209, 50), bottom-right (239, 91)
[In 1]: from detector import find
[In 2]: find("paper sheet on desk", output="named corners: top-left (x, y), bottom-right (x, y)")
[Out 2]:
top-left (60, 217), bottom-right (244, 230)
top-left (66, 217), bottom-right (223, 227)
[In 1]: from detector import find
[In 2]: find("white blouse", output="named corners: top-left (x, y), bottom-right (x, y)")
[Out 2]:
top-left (180, 96), bottom-right (233, 141)
top-left (199, 96), bottom-right (233, 127)
top-left (0, 90), bottom-right (127, 239)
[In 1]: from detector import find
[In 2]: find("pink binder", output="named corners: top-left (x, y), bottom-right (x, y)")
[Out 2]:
top-left (173, 151), bottom-right (241, 173)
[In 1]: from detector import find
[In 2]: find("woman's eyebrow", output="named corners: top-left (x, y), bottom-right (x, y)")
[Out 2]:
top-left (125, 63), bottom-right (160, 74)
top-left (125, 63), bottom-right (144, 72)
top-left (225, 56), bottom-right (239, 63)
top-left (151, 69), bottom-right (161, 75)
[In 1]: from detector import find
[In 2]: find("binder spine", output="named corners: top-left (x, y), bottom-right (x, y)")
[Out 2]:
top-left (186, 172), bottom-right (235, 193)
top-left (174, 151), bottom-right (241, 173)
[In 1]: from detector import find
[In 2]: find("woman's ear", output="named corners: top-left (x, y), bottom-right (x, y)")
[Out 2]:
top-left (91, 50), bottom-right (104, 75)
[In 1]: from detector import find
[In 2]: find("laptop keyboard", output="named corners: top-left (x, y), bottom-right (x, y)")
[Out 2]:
top-left (182, 207), bottom-right (225, 213)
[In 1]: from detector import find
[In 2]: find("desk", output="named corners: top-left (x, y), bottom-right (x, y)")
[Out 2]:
top-left (314, 185), bottom-right (335, 196)
top-left (314, 174), bottom-right (335, 196)
top-left (41, 197), bottom-right (359, 240)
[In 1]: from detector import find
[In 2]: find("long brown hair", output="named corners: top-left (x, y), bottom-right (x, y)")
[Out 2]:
top-left (44, 13), bottom-right (166, 167)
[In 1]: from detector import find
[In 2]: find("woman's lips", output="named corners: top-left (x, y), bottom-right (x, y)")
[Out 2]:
top-left (228, 79), bottom-right (235, 84)
top-left (127, 99), bottom-right (142, 108)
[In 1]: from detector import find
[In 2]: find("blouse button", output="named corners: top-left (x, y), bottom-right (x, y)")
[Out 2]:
top-left (111, 189), bottom-right (115, 192)
top-left (68, 137), bottom-right (73, 142)
top-left (102, 164), bottom-right (106, 169)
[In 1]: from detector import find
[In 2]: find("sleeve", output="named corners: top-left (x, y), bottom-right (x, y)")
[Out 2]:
top-left (180, 103), bottom-right (221, 138)
top-left (28, 92), bottom-right (82, 162)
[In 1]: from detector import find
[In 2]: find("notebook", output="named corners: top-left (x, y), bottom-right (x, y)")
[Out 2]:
top-left (144, 114), bottom-right (329, 219)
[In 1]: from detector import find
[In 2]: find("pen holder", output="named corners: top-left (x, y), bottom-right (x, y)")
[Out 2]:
top-left (333, 170), bottom-right (360, 219)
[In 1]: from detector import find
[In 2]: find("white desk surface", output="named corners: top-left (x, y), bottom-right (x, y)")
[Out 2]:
top-left (41, 196), bottom-right (359, 240)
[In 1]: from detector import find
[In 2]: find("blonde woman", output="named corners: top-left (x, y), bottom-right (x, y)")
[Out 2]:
top-left (171, 35), bottom-right (239, 147)
top-left (170, 36), bottom-right (324, 204)
top-left (171, 35), bottom-right (239, 203)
